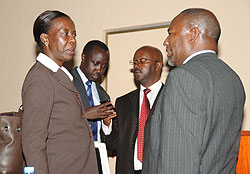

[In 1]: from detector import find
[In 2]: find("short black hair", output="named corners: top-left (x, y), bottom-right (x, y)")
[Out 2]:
top-left (33, 10), bottom-right (70, 51)
top-left (82, 40), bottom-right (109, 56)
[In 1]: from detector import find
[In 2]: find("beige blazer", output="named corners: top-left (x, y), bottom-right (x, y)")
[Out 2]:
top-left (22, 62), bottom-right (98, 174)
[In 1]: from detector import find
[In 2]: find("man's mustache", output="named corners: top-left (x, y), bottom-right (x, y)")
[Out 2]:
top-left (130, 68), bottom-right (141, 73)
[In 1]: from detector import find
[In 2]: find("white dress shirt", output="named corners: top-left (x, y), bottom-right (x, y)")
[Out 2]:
top-left (183, 50), bottom-right (216, 64)
top-left (36, 53), bottom-right (73, 81)
top-left (134, 80), bottom-right (163, 170)
top-left (76, 66), bottom-right (111, 142)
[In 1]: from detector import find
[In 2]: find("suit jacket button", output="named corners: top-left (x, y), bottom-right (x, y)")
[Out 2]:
top-left (89, 133), bottom-right (92, 138)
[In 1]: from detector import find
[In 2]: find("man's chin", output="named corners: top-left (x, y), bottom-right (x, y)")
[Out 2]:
top-left (168, 59), bottom-right (175, 66)
top-left (134, 76), bottom-right (143, 83)
top-left (90, 75), bottom-right (100, 81)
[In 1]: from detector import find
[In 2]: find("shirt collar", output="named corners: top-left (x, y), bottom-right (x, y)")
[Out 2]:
top-left (76, 66), bottom-right (89, 84)
top-left (36, 53), bottom-right (73, 81)
top-left (140, 80), bottom-right (162, 92)
top-left (183, 50), bottom-right (216, 64)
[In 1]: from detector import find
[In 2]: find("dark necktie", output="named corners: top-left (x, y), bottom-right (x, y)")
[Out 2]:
top-left (137, 88), bottom-right (151, 162)
top-left (86, 80), bottom-right (97, 141)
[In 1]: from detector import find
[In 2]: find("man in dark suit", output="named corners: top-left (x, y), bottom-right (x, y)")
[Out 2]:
top-left (142, 8), bottom-right (245, 174)
top-left (71, 40), bottom-right (116, 173)
top-left (106, 46), bottom-right (164, 174)
top-left (71, 40), bottom-right (116, 139)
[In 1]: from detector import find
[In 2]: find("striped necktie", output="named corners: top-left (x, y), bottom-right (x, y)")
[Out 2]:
top-left (86, 80), bottom-right (97, 141)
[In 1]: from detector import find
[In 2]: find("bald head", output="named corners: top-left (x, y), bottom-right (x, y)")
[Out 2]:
top-left (163, 8), bottom-right (220, 66)
top-left (180, 8), bottom-right (221, 43)
top-left (136, 46), bottom-right (163, 62)
top-left (133, 45), bottom-right (163, 87)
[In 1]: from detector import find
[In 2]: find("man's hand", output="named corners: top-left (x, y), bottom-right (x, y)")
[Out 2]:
top-left (84, 102), bottom-right (116, 121)
top-left (103, 109), bottom-right (116, 127)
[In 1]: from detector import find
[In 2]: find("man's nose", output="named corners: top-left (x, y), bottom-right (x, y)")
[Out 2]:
top-left (133, 62), bottom-right (141, 69)
top-left (163, 37), bottom-right (169, 47)
top-left (95, 65), bottom-right (101, 73)
top-left (69, 35), bottom-right (76, 44)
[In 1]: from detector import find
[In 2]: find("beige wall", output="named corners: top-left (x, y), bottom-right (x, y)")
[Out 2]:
top-left (1, 0), bottom-right (249, 173)
top-left (1, 0), bottom-right (249, 128)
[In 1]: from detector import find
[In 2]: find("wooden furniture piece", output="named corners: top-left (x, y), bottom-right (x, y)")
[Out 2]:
top-left (236, 131), bottom-right (250, 173)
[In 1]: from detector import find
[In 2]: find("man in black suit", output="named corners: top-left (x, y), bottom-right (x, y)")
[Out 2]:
top-left (71, 40), bottom-right (116, 173)
top-left (106, 46), bottom-right (164, 174)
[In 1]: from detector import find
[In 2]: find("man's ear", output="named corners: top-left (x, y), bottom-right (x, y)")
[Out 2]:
top-left (81, 53), bottom-right (85, 62)
top-left (156, 61), bottom-right (163, 72)
top-left (40, 33), bottom-right (49, 46)
top-left (189, 27), bottom-right (199, 43)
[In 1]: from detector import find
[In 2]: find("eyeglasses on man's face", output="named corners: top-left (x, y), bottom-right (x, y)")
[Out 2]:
top-left (129, 57), bottom-right (159, 65)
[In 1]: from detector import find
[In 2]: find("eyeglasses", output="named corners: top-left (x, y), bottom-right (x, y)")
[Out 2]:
top-left (129, 57), bottom-right (160, 65)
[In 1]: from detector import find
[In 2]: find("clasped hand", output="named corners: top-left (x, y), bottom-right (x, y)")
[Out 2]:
top-left (84, 102), bottom-right (116, 127)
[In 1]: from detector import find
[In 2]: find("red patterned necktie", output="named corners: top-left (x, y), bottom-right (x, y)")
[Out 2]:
top-left (137, 88), bottom-right (151, 162)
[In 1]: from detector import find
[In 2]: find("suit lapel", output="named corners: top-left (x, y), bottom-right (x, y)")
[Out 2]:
top-left (129, 88), bottom-right (140, 143)
top-left (53, 69), bottom-right (78, 93)
top-left (53, 69), bottom-right (83, 112)
top-left (96, 83), bottom-right (110, 102)
top-left (131, 89), bottom-right (140, 120)
top-left (71, 68), bottom-right (91, 109)
top-left (148, 83), bottom-right (164, 117)
top-left (143, 83), bottom-right (164, 164)
top-left (145, 83), bottom-right (164, 127)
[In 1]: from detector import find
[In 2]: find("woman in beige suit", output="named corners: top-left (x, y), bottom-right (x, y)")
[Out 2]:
top-left (22, 10), bottom-right (98, 174)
